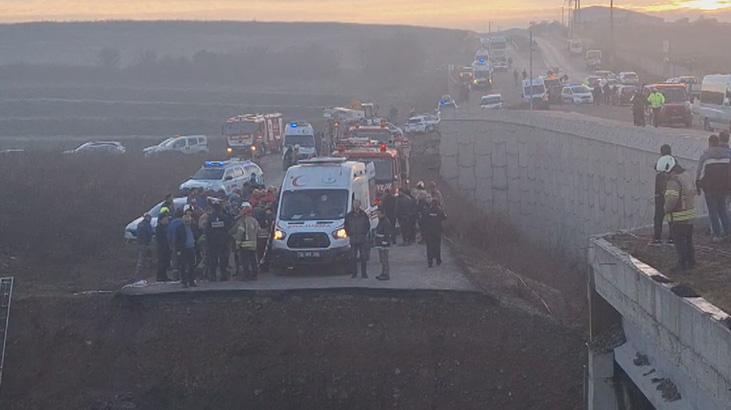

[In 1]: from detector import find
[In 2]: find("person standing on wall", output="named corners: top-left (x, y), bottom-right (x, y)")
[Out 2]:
top-left (696, 134), bottom-right (731, 242)
top-left (651, 144), bottom-right (676, 245)
top-left (421, 199), bottom-right (447, 268)
top-left (665, 163), bottom-right (696, 271)
top-left (345, 200), bottom-right (371, 279)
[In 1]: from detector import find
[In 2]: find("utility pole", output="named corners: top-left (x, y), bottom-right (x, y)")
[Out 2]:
top-left (610, 0), bottom-right (614, 65)
top-left (529, 22), bottom-right (534, 111)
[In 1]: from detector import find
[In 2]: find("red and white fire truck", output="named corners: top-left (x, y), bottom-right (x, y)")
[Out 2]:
top-left (335, 141), bottom-right (405, 203)
top-left (223, 113), bottom-right (283, 159)
top-left (344, 123), bottom-right (411, 180)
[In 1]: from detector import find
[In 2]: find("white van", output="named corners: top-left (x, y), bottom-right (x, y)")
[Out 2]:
top-left (522, 78), bottom-right (549, 109)
top-left (694, 75), bottom-right (731, 131)
top-left (270, 158), bottom-right (378, 271)
top-left (283, 122), bottom-right (317, 160)
top-left (143, 135), bottom-right (208, 157)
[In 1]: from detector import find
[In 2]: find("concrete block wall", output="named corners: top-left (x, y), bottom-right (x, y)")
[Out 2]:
top-left (590, 237), bottom-right (731, 409)
top-left (439, 110), bottom-right (709, 261)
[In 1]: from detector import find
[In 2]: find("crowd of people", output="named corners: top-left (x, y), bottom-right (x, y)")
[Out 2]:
top-left (133, 179), bottom-right (447, 287)
top-left (652, 130), bottom-right (731, 272)
top-left (133, 185), bottom-right (279, 287)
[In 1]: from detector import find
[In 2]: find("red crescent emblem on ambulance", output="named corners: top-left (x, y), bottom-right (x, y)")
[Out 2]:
top-left (292, 176), bottom-right (304, 187)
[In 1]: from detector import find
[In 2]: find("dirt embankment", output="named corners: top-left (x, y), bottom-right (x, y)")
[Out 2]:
top-left (1, 292), bottom-right (584, 410)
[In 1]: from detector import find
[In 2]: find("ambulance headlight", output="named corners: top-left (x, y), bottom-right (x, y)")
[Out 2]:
top-left (274, 230), bottom-right (286, 241)
top-left (250, 145), bottom-right (257, 152)
top-left (332, 228), bottom-right (348, 240)
top-left (226, 147), bottom-right (233, 155)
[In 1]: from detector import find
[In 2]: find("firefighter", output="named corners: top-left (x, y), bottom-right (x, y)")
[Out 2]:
top-left (664, 163), bottom-right (696, 271)
top-left (232, 204), bottom-right (261, 281)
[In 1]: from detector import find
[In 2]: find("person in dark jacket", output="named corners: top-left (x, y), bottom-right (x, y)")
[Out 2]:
top-left (421, 199), bottom-right (447, 268)
top-left (631, 89), bottom-right (646, 127)
top-left (167, 209), bottom-right (185, 280)
top-left (381, 188), bottom-right (397, 222)
top-left (344, 200), bottom-right (371, 278)
top-left (206, 202), bottom-right (233, 281)
top-left (652, 144), bottom-right (676, 244)
top-left (374, 208), bottom-right (395, 281)
top-left (696, 134), bottom-right (731, 241)
top-left (155, 213), bottom-right (171, 282)
top-left (134, 213), bottom-right (153, 281)
top-left (174, 212), bottom-right (197, 288)
top-left (396, 188), bottom-right (417, 245)
top-left (593, 84), bottom-right (603, 106)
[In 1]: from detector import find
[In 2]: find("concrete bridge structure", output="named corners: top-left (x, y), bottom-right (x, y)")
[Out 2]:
top-left (438, 110), bottom-right (731, 409)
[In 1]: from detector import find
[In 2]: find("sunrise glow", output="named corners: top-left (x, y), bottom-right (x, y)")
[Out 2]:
top-left (2, 1), bottom-right (731, 28)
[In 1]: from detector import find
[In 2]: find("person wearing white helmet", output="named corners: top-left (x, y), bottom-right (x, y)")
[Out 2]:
top-left (652, 144), bottom-right (676, 245)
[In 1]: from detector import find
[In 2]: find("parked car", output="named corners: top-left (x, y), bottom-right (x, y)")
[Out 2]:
top-left (0, 149), bottom-right (25, 155)
top-left (618, 71), bottom-right (640, 85)
top-left (594, 70), bottom-right (616, 80)
top-left (480, 94), bottom-right (504, 109)
top-left (405, 115), bottom-right (438, 134)
top-left (614, 85), bottom-right (638, 106)
top-left (143, 135), bottom-right (208, 157)
top-left (667, 76), bottom-right (701, 100)
top-left (645, 83), bottom-right (693, 128)
top-left (124, 197), bottom-right (189, 241)
top-left (179, 159), bottom-right (264, 195)
top-left (63, 141), bottom-right (126, 155)
top-left (561, 84), bottom-right (594, 104)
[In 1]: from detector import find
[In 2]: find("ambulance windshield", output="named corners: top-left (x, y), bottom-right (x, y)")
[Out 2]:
top-left (280, 189), bottom-right (348, 221)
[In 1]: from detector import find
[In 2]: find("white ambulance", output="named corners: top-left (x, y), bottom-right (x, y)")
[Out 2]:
top-left (271, 157), bottom-right (378, 271)
top-left (283, 121), bottom-right (317, 160)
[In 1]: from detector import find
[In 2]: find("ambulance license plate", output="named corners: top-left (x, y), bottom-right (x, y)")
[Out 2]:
top-left (297, 251), bottom-right (320, 258)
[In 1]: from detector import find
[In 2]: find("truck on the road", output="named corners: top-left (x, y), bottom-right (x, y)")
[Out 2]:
top-left (585, 49), bottom-right (602, 70)
top-left (487, 36), bottom-right (509, 72)
top-left (337, 143), bottom-right (405, 202)
top-left (224, 113), bottom-right (283, 159)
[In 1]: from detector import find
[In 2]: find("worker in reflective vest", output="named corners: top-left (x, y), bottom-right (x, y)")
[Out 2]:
top-left (664, 163), bottom-right (696, 271)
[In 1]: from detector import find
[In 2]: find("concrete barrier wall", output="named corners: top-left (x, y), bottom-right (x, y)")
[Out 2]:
top-left (590, 237), bottom-right (731, 409)
top-left (439, 110), bottom-right (708, 261)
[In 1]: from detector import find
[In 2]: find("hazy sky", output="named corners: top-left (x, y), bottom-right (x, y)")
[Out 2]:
top-left (3, 0), bottom-right (731, 29)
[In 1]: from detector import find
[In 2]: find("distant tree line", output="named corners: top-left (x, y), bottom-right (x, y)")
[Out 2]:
top-left (0, 44), bottom-right (342, 85)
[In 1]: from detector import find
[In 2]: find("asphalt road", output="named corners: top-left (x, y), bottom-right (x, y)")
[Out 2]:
top-left (461, 35), bottom-right (705, 132)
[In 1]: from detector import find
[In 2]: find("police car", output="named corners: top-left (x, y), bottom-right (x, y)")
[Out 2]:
top-left (179, 160), bottom-right (264, 195)
top-left (124, 197), bottom-right (188, 241)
